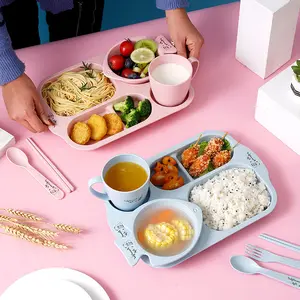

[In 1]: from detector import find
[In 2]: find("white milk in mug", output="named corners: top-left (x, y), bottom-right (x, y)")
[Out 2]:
top-left (151, 63), bottom-right (191, 85)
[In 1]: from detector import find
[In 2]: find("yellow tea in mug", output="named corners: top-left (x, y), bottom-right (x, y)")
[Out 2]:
top-left (104, 162), bottom-right (148, 192)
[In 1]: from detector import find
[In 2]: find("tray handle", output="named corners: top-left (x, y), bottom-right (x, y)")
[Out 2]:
top-left (115, 236), bottom-right (142, 267)
top-left (236, 146), bottom-right (269, 178)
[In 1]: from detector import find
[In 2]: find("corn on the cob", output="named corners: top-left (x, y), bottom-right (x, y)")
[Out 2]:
top-left (171, 219), bottom-right (194, 241)
top-left (144, 222), bottom-right (178, 249)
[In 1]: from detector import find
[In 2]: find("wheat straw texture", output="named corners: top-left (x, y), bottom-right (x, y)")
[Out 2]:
top-left (14, 223), bottom-right (58, 239)
top-left (0, 208), bottom-right (81, 250)
top-left (3, 209), bottom-right (43, 221)
top-left (43, 240), bottom-right (68, 250)
top-left (53, 224), bottom-right (81, 234)
top-left (0, 214), bottom-right (18, 223)
top-left (0, 224), bottom-right (68, 249)
top-left (1, 225), bottom-right (44, 245)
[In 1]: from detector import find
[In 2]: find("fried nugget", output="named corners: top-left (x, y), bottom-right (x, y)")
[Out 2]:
top-left (103, 113), bottom-right (124, 136)
top-left (70, 122), bottom-right (91, 145)
top-left (87, 114), bottom-right (107, 141)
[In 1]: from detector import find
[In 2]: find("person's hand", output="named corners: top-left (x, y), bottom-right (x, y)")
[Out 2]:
top-left (166, 8), bottom-right (204, 58)
top-left (2, 73), bottom-right (53, 133)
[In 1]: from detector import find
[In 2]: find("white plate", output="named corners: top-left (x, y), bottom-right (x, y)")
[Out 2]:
top-left (0, 268), bottom-right (110, 300)
top-left (8, 279), bottom-right (92, 300)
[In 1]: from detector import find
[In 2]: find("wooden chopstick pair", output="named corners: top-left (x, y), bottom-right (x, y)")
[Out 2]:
top-left (26, 137), bottom-right (75, 193)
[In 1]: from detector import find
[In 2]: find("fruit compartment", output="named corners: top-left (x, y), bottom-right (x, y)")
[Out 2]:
top-left (175, 133), bottom-right (235, 181)
top-left (149, 153), bottom-right (192, 191)
top-left (38, 61), bottom-right (118, 119)
top-left (66, 93), bottom-right (153, 147)
top-left (103, 36), bottom-right (156, 85)
top-left (186, 163), bottom-right (273, 231)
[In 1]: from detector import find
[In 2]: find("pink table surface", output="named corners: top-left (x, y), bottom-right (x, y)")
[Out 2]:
top-left (1, 2), bottom-right (300, 299)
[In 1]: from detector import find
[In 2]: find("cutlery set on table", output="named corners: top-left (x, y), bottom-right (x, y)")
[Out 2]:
top-left (3, 134), bottom-right (74, 200)
top-left (231, 233), bottom-right (300, 289)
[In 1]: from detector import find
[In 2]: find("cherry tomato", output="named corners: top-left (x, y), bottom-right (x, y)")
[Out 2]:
top-left (109, 55), bottom-right (125, 71)
top-left (120, 39), bottom-right (135, 57)
top-left (121, 68), bottom-right (135, 78)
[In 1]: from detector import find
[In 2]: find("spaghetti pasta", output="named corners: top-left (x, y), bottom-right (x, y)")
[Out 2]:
top-left (42, 63), bottom-right (115, 117)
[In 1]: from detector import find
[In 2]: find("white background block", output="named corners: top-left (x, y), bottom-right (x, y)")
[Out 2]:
top-left (255, 63), bottom-right (300, 155)
top-left (236, 0), bottom-right (300, 79)
top-left (0, 128), bottom-right (15, 158)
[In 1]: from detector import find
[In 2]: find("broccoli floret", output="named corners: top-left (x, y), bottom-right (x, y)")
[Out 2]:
top-left (123, 109), bottom-right (140, 128)
top-left (136, 99), bottom-right (152, 118)
top-left (120, 112), bottom-right (127, 123)
top-left (113, 96), bottom-right (134, 114)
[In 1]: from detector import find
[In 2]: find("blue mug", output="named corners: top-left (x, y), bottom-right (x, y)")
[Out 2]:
top-left (88, 154), bottom-right (150, 211)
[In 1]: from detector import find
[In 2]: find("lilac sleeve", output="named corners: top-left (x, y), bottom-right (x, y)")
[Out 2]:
top-left (0, 9), bottom-right (25, 86)
top-left (156, 0), bottom-right (189, 10)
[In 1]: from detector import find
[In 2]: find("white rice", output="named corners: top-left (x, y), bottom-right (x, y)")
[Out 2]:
top-left (189, 168), bottom-right (270, 231)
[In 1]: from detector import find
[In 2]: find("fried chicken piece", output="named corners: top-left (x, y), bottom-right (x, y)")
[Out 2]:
top-left (204, 137), bottom-right (224, 157)
top-left (181, 146), bottom-right (199, 169)
top-left (181, 135), bottom-right (203, 169)
top-left (189, 154), bottom-right (210, 177)
top-left (212, 150), bottom-right (231, 168)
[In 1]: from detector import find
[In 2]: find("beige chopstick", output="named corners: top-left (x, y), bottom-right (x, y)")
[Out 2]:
top-left (26, 137), bottom-right (75, 193)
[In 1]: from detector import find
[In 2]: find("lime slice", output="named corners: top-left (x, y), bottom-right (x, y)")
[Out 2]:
top-left (130, 48), bottom-right (155, 64)
top-left (134, 39), bottom-right (158, 53)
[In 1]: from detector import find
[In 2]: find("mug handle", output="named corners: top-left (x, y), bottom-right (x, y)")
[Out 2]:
top-left (88, 176), bottom-right (109, 201)
top-left (188, 57), bottom-right (199, 80)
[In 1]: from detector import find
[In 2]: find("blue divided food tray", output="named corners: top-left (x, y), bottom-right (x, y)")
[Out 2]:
top-left (105, 130), bottom-right (277, 268)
